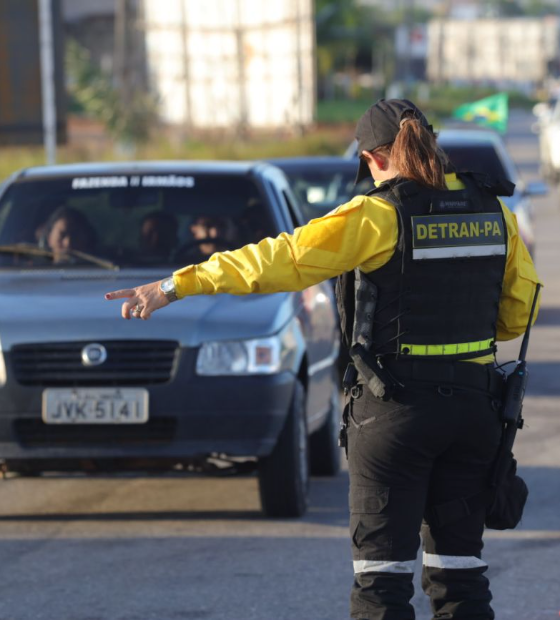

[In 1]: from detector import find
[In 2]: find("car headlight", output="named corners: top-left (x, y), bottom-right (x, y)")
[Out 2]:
top-left (196, 322), bottom-right (302, 376)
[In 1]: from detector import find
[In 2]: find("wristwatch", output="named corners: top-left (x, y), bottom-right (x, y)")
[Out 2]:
top-left (159, 276), bottom-right (179, 303)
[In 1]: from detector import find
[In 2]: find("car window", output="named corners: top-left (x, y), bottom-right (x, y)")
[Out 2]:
top-left (0, 173), bottom-right (276, 269)
top-left (281, 189), bottom-right (305, 229)
top-left (441, 144), bottom-right (511, 182)
top-left (280, 167), bottom-right (373, 222)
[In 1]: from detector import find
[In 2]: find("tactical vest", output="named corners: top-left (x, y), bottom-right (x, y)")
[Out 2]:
top-left (336, 173), bottom-right (510, 366)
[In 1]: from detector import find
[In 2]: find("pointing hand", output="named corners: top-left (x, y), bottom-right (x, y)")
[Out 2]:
top-left (105, 280), bottom-right (170, 320)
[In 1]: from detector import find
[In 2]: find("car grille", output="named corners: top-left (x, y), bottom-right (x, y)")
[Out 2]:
top-left (13, 417), bottom-right (177, 447)
top-left (11, 340), bottom-right (179, 386)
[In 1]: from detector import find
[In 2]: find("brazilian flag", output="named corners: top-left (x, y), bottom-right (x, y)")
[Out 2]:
top-left (452, 93), bottom-right (509, 134)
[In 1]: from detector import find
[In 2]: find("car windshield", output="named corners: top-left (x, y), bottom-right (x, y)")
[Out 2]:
top-left (0, 172), bottom-right (275, 269)
top-left (280, 166), bottom-right (373, 222)
top-left (441, 143), bottom-right (512, 182)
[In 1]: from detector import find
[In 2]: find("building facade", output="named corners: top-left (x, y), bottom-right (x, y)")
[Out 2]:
top-left (141, 0), bottom-right (315, 132)
top-left (427, 17), bottom-right (560, 87)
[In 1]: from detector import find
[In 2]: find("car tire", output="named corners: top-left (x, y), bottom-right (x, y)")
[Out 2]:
top-left (258, 379), bottom-right (309, 518)
top-left (309, 375), bottom-right (342, 477)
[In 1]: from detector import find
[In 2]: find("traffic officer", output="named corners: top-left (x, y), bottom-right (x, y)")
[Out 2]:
top-left (106, 99), bottom-right (541, 619)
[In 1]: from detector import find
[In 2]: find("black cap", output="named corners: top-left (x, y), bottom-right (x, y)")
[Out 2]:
top-left (355, 98), bottom-right (432, 184)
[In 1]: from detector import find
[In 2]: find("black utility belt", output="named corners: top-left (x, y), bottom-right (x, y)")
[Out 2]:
top-left (384, 358), bottom-right (504, 398)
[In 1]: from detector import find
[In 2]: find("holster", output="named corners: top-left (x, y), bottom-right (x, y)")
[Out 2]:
top-left (350, 344), bottom-right (397, 401)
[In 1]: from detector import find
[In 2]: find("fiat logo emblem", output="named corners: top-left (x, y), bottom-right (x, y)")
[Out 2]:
top-left (81, 343), bottom-right (108, 367)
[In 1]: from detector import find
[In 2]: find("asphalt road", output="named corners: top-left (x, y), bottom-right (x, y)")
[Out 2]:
top-left (0, 110), bottom-right (558, 620)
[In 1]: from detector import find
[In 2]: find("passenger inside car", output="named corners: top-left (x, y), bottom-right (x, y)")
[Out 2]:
top-left (40, 206), bottom-right (97, 263)
top-left (0, 174), bottom-right (277, 268)
top-left (175, 215), bottom-right (239, 262)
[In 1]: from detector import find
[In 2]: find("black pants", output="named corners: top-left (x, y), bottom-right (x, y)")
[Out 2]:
top-left (347, 380), bottom-right (502, 620)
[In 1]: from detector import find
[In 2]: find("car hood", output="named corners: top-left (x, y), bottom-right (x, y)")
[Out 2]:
top-left (0, 270), bottom-right (298, 350)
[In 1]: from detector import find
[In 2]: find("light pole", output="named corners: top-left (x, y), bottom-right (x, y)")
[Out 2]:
top-left (38, 0), bottom-right (56, 165)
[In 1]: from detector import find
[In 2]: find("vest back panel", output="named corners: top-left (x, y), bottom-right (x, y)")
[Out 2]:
top-left (341, 175), bottom-right (508, 361)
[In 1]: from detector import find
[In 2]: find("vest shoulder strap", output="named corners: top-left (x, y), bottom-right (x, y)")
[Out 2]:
top-left (366, 172), bottom-right (515, 204)
top-left (455, 171), bottom-right (515, 197)
top-left (365, 177), bottom-right (420, 205)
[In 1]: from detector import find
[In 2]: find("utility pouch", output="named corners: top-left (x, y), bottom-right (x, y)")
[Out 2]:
top-left (352, 270), bottom-right (378, 350)
top-left (336, 270), bottom-right (356, 351)
top-left (350, 345), bottom-right (396, 401)
top-left (429, 456), bottom-right (529, 531)
top-left (485, 452), bottom-right (528, 530)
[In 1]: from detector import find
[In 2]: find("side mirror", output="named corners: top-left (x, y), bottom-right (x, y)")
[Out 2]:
top-left (523, 180), bottom-right (548, 197)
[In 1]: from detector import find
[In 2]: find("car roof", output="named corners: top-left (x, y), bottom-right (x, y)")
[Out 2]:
top-left (437, 128), bottom-right (503, 146)
top-left (267, 156), bottom-right (354, 164)
top-left (266, 156), bottom-right (358, 170)
top-left (437, 128), bottom-right (518, 182)
top-left (16, 160), bottom-right (271, 180)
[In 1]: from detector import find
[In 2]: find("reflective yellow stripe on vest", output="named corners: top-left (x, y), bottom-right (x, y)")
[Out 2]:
top-left (400, 339), bottom-right (494, 356)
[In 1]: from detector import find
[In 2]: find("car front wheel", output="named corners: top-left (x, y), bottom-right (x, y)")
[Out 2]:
top-left (258, 379), bottom-right (309, 518)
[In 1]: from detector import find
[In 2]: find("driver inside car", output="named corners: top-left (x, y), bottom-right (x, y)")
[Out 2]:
top-left (187, 215), bottom-right (238, 260)
top-left (40, 206), bottom-right (97, 263)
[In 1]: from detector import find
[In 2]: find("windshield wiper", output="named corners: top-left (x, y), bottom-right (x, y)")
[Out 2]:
top-left (0, 243), bottom-right (119, 271)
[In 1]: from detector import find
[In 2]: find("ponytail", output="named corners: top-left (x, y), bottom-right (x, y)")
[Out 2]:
top-left (387, 115), bottom-right (448, 190)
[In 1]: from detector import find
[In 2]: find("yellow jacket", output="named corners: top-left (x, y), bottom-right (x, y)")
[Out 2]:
top-left (173, 173), bottom-right (541, 361)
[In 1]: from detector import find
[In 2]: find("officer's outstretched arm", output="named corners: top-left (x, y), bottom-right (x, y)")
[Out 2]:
top-left (172, 196), bottom-right (398, 298)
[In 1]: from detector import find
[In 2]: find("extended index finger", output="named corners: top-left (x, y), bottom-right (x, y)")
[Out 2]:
top-left (105, 288), bottom-right (136, 301)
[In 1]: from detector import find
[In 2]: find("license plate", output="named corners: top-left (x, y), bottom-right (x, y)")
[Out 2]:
top-left (42, 388), bottom-right (149, 424)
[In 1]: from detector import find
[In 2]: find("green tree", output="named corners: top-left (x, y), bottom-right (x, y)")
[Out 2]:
top-left (66, 38), bottom-right (158, 146)
top-left (315, 1), bottom-right (434, 101)
top-left (524, 0), bottom-right (559, 15)
top-left (481, 0), bottom-right (525, 16)
top-left (316, 1), bottom-right (364, 81)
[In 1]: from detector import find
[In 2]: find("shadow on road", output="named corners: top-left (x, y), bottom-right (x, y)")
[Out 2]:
top-left (0, 471), bottom-right (350, 525)
top-left (533, 306), bottom-right (560, 326)
top-left (0, 509), bottom-right (266, 522)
